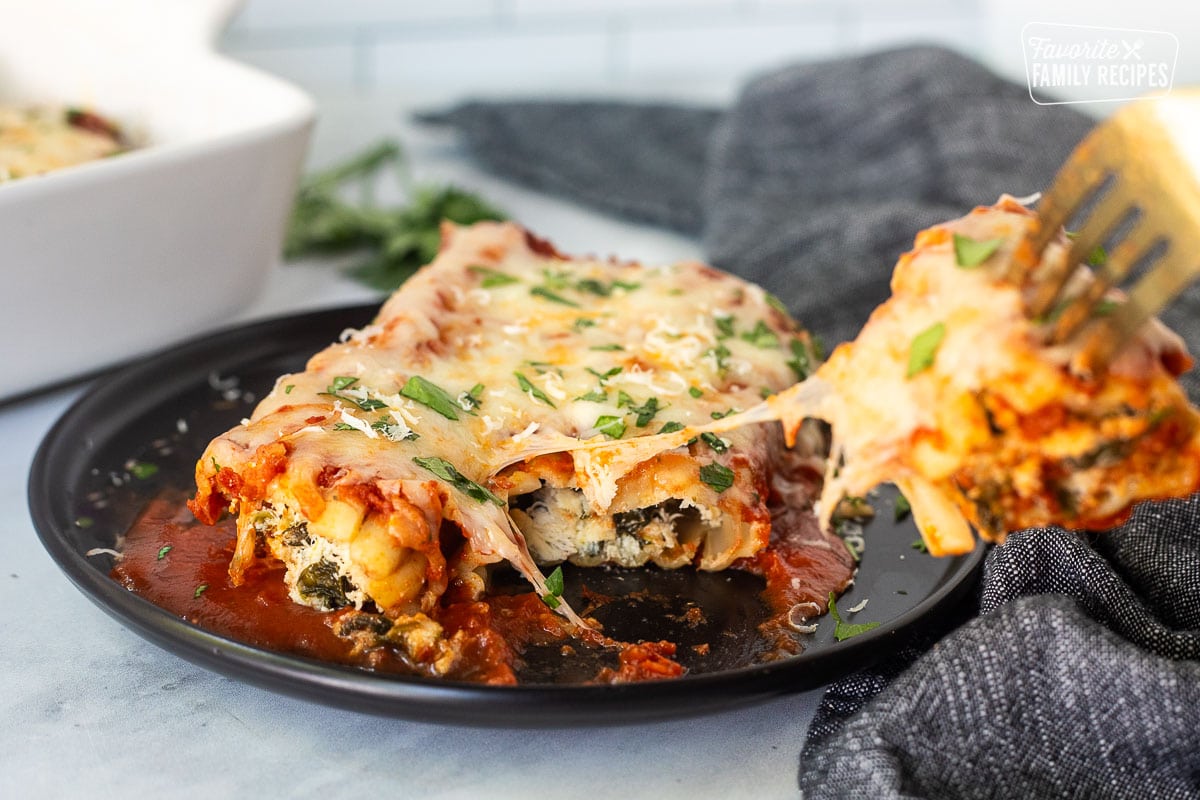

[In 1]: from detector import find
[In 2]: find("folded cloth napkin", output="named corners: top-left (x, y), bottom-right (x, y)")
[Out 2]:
top-left (425, 45), bottom-right (1200, 799)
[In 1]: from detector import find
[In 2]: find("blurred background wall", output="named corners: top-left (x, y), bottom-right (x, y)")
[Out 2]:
top-left (218, 0), bottom-right (1199, 103)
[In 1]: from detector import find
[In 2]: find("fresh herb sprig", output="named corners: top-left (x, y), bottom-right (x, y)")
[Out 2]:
top-left (285, 140), bottom-right (506, 291)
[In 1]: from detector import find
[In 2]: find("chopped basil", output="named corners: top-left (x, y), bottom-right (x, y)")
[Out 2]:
top-left (705, 343), bottom-right (731, 372)
top-left (458, 383), bottom-right (486, 411)
top-left (688, 386), bottom-right (704, 398)
top-left (194, 584), bottom-right (209, 599)
top-left (399, 375), bottom-right (461, 419)
top-left (575, 278), bottom-right (611, 296)
top-left (628, 397), bottom-right (662, 427)
top-left (764, 292), bottom-right (790, 316)
top-left (907, 322), bottom-right (946, 378)
top-left (594, 415), bottom-right (627, 439)
top-left (157, 545), bottom-right (172, 560)
top-left (699, 462), bottom-right (735, 493)
top-left (952, 233), bottom-right (1005, 268)
top-left (468, 265), bottom-right (520, 287)
top-left (332, 422), bottom-right (357, 431)
top-left (284, 384), bottom-right (295, 394)
top-left (894, 492), bottom-right (912, 522)
top-left (413, 456), bottom-right (505, 505)
top-left (617, 390), bottom-right (635, 409)
top-left (130, 461), bottom-right (159, 480)
top-left (1087, 244), bottom-right (1107, 267)
top-left (586, 366), bottom-right (622, 383)
top-left (576, 389), bottom-right (608, 402)
top-left (787, 337), bottom-right (822, 381)
top-left (828, 592), bottom-right (881, 641)
top-left (740, 320), bottom-right (779, 348)
top-left (711, 408), bottom-right (736, 420)
top-left (573, 318), bottom-right (597, 331)
top-left (589, 343), bottom-right (624, 352)
top-left (911, 539), bottom-right (929, 553)
top-left (658, 421), bottom-right (686, 434)
top-left (514, 372), bottom-right (556, 407)
top-left (714, 315), bottom-right (735, 339)
top-left (541, 565), bottom-right (565, 609)
top-left (372, 418), bottom-right (418, 441)
top-left (523, 360), bottom-right (562, 376)
top-left (329, 376), bottom-right (358, 392)
top-left (530, 286), bottom-right (581, 307)
top-left (700, 432), bottom-right (729, 453)
top-left (323, 375), bottom-right (387, 412)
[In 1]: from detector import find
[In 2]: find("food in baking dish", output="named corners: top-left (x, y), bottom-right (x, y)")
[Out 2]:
top-left (0, 106), bottom-right (124, 182)
top-left (188, 221), bottom-right (854, 676)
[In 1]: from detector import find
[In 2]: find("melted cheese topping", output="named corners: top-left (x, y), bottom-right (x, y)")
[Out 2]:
top-left (191, 222), bottom-right (814, 624)
top-left (0, 106), bottom-right (122, 182)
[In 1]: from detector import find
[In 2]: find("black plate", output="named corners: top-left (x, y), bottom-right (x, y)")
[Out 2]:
top-left (29, 304), bottom-right (985, 726)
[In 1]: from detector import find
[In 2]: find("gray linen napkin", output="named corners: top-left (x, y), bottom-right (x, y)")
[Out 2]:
top-left (424, 45), bottom-right (1200, 799)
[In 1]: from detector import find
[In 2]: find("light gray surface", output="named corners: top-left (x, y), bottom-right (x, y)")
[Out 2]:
top-left (2, 95), bottom-right (821, 798)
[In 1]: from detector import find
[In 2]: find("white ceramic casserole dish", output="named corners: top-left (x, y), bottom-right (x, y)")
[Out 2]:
top-left (0, 0), bottom-right (315, 399)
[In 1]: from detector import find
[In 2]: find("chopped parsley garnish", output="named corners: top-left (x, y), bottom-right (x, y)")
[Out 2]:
top-left (130, 461), bottom-right (159, 480)
top-left (658, 421), bottom-right (686, 434)
top-left (714, 315), bottom-right (735, 339)
top-left (458, 383), bottom-right (486, 411)
top-left (740, 320), bottom-right (779, 348)
top-left (828, 592), bottom-right (881, 641)
top-left (576, 389), bottom-right (608, 402)
top-left (705, 343), bottom-right (731, 372)
top-left (575, 278), bottom-right (611, 297)
top-left (1087, 244), bottom-right (1107, 267)
top-left (573, 318), bottom-right (597, 331)
top-left (372, 418), bottom-right (418, 441)
top-left (760, 387), bottom-right (775, 399)
top-left (332, 422), bottom-right (357, 431)
top-left (523, 360), bottom-right (563, 376)
top-left (541, 565), bottom-right (565, 609)
top-left (586, 366), bottom-right (622, 383)
top-left (952, 233), bottom-right (1005, 268)
top-left (711, 408), bottom-right (736, 419)
top-left (413, 456), bottom-right (505, 505)
top-left (699, 462), bottom-right (735, 493)
top-left (157, 545), bottom-right (172, 560)
top-left (468, 265), bottom-right (520, 287)
top-left (907, 322), bottom-right (946, 378)
top-left (594, 415), bottom-right (627, 439)
top-left (700, 432), bottom-right (729, 453)
top-left (764, 292), bottom-right (790, 317)
top-left (400, 375), bottom-right (461, 419)
top-left (688, 386), bottom-right (704, 398)
top-left (589, 344), bottom-right (624, 351)
top-left (515, 372), bottom-right (556, 407)
top-left (323, 375), bottom-right (387, 411)
top-left (911, 539), bottom-right (929, 553)
top-left (628, 397), bottom-right (662, 427)
top-left (284, 384), bottom-right (295, 394)
top-left (531, 286), bottom-right (581, 307)
top-left (894, 492), bottom-right (912, 522)
top-left (329, 376), bottom-right (357, 392)
top-left (787, 337), bottom-right (823, 381)
top-left (194, 584), bottom-right (209, 599)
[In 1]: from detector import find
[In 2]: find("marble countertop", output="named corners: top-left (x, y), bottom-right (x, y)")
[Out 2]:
top-left (1, 92), bottom-right (824, 799)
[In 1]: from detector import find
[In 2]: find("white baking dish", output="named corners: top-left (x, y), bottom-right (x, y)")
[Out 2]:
top-left (0, 0), bottom-right (315, 399)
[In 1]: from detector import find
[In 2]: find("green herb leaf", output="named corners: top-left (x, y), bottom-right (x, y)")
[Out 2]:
top-left (589, 343), bottom-right (624, 352)
top-left (911, 539), bottom-right (929, 553)
top-left (907, 322), bottom-right (946, 378)
top-left (576, 389), bottom-right (608, 402)
top-left (710, 408), bottom-right (736, 420)
top-left (714, 315), bottom-right (735, 339)
top-left (284, 384), bottom-right (295, 394)
top-left (952, 233), bottom-right (1005, 268)
top-left (573, 317), bottom-right (597, 331)
top-left (658, 421), bottom-right (686, 434)
top-left (594, 415), bottom-right (627, 439)
top-left (699, 462), bottom-right (735, 493)
top-left (688, 386), bottom-right (704, 398)
top-left (515, 372), bottom-right (556, 407)
top-left (787, 337), bottom-right (822, 381)
top-left (74, 516), bottom-right (94, 529)
top-left (740, 320), bottom-right (779, 348)
top-left (468, 265), bottom-right (519, 287)
top-left (157, 545), bottom-right (172, 560)
top-left (541, 565), bottom-right (565, 609)
top-left (130, 461), bottom-right (159, 480)
top-left (586, 366), bottom-right (622, 383)
top-left (400, 375), bottom-right (461, 420)
top-left (628, 397), bottom-right (662, 427)
top-left (458, 383), bottom-right (486, 411)
top-left (828, 592), bottom-right (881, 641)
top-left (329, 376), bottom-right (359, 392)
top-left (1087, 244), bottom-right (1107, 267)
top-left (530, 286), bottom-right (581, 307)
top-left (700, 432), bottom-right (729, 453)
top-left (764, 292), bottom-right (790, 317)
top-left (894, 492), bottom-right (912, 522)
top-left (194, 584), bottom-right (209, 599)
top-left (705, 343), bottom-right (731, 372)
top-left (413, 456), bottom-right (505, 505)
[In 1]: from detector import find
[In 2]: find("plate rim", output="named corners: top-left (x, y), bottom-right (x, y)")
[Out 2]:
top-left (28, 303), bottom-right (987, 726)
